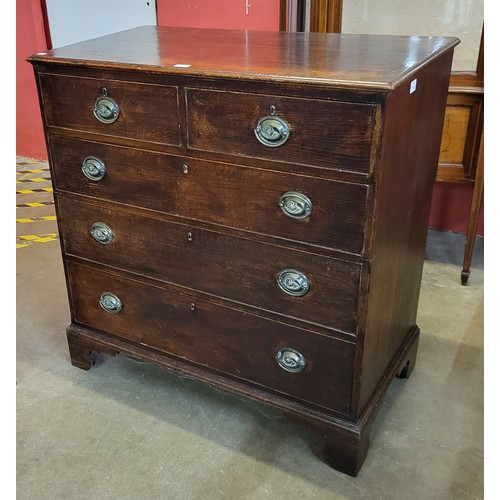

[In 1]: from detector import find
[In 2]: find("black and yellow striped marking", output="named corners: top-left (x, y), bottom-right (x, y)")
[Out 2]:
top-left (16, 201), bottom-right (55, 208)
top-left (16, 233), bottom-right (58, 249)
top-left (16, 168), bottom-right (49, 174)
top-left (16, 177), bottom-right (51, 184)
top-left (16, 187), bottom-right (53, 195)
top-left (16, 156), bottom-right (57, 249)
top-left (16, 215), bottom-right (57, 223)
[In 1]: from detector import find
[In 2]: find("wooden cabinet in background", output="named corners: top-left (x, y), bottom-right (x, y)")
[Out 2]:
top-left (437, 88), bottom-right (483, 183)
top-left (437, 87), bottom-right (484, 285)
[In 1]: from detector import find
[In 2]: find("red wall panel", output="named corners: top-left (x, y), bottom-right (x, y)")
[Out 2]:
top-left (429, 182), bottom-right (484, 236)
top-left (157, 0), bottom-right (280, 31)
top-left (17, 0), bottom-right (48, 159)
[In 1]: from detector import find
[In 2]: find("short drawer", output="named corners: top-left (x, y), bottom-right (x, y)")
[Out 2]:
top-left (58, 195), bottom-right (361, 334)
top-left (67, 261), bottom-right (355, 415)
top-left (39, 73), bottom-right (180, 145)
top-left (186, 88), bottom-right (375, 174)
top-left (49, 136), bottom-right (368, 254)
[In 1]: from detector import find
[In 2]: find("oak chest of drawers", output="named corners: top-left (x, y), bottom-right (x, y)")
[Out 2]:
top-left (29, 26), bottom-right (458, 476)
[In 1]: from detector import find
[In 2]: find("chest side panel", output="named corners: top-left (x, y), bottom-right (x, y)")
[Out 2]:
top-left (354, 51), bottom-right (455, 416)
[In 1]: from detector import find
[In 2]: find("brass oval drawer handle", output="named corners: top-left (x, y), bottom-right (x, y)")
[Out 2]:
top-left (277, 269), bottom-right (309, 297)
top-left (90, 222), bottom-right (114, 244)
top-left (93, 93), bottom-right (120, 124)
top-left (279, 191), bottom-right (312, 219)
top-left (82, 156), bottom-right (106, 181)
top-left (99, 292), bottom-right (122, 314)
top-left (255, 115), bottom-right (290, 147)
top-left (276, 348), bottom-right (306, 373)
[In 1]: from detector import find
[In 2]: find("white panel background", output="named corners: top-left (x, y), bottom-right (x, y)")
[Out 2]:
top-left (341, 0), bottom-right (483, 72)
top-left (45, 0), bottom-right (157, 48)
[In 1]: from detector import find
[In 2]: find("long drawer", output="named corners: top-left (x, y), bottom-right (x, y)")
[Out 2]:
top-left (58, 195), bottom-right (361, 334)
top-left (67, 260), bottom-right (356, 415)
top-left (39, 73), bottom-right (180, 145)
top-left (186, 88), bottom-right (376, 174)
top-left (49, 135), bottom-right (368, 255)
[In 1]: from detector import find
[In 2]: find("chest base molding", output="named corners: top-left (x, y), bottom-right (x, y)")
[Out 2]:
top-left (66, 322), bottom-right (419, 477)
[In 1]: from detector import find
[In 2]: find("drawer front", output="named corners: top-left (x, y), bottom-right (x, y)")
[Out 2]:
top-left (58, 196), bottom-right (361, 333)
top-left (49, 136), bottom-right (368, 254)
top-left (39, 73), bottom-right (180, 145)
top-left (186, 89), bottom-right (375, 174)
top-left (68, 261), bottom-right (355, 415)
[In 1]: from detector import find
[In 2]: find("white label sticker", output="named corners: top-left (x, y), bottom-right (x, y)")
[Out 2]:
top-left (173, 64), bottom-right (192, 68)
top-left (410, 79), bottom-right (417, 94)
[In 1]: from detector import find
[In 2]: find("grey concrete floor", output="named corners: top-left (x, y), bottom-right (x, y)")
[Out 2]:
top-left (16, 157), bottom-right (484, 499)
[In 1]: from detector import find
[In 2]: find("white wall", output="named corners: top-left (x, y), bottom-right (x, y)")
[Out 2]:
top-left (45, 0), bottom-right (157, 48)
top-left (342, 0), bottom-right (483, 72)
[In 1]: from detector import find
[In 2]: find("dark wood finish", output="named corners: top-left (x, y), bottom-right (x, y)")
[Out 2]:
top-left (186, 88), bottom-right (375, 173)
top-left (49, 135), bottom-right (369, 255)
top-left (68, 260), bottom-right (356, 414)
top-left (286, 325), bottom-right (419, 476)
top-left (39, 73), bottom-right (180, 146)
top-left (310, 0), bottom-right (343, 33)
top-left (29, 26), bottom-right (457, 91)
top-left (355, 52), bottom-right (453, 413)
top-left (67, 326), bottom-right (119, 370)
top-left (296, 0), bottom-right (306, 32)
top-left (476, 27), bottom-right (484, 86)
top-left (57, 194), bottom-right (362, 334)
top-left (437, 89), bottom-right (483, 183)
top-left (436, 86), bottom-right (483, 284)
top-left (284, 409), bottom-right (372, 477)
top-left (29, 26), bottom-right (457, 476)
top-left (436, 86), bottom-right (484, 285)
top-left (461, 130), bottom-right (484, 285)
top-left (279, 0), bottom-right (288, 31)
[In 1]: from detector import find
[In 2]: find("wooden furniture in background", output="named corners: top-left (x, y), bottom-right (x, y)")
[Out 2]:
top-left (461, 130), bottom-right (484, 284)
top-left (438, 89), bottom-right (483, 183)
top-left (437, 88), bottom-right (484, 284)
top-left (437, 27), bottom-right (483, 285)
top-left (29, 26), bottom-right (457, 476)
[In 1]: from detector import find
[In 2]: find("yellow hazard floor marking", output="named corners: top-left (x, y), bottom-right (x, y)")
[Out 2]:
top-left (16, 233), bottom-right (58, 249)
top-left (16, 177), bottom-right (51, 184)
top-left (16, 168), bottom-right (49, 174)
top-left (17, 202), bottom-right (54, 209)
top-left (16, 201), bottom-right (55, 208)
top-left (16, 157), bottom-right (57, 248)
top-left (16, 215), bottom-right (57, 223)
top-left (17, 187), bottom-right (53, 194)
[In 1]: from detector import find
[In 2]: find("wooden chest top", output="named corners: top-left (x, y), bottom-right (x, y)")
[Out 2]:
top-left (28, 25), bottom-right (458, 90)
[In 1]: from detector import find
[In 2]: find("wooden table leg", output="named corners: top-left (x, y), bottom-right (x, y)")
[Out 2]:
top-left (461, 131), bottom-right (484, 285)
